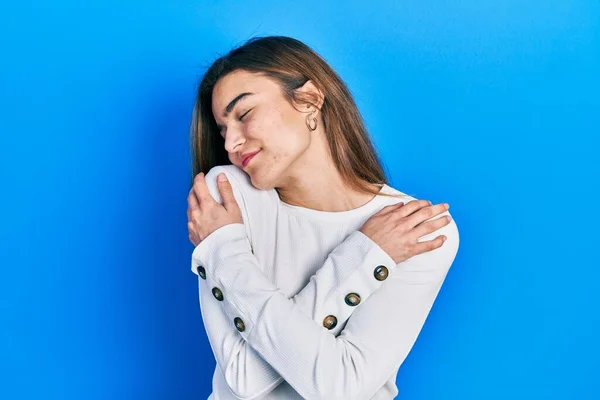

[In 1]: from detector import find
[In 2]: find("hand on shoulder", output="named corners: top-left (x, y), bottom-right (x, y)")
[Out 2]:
top-left (187, 169), bottom-right (243, 247)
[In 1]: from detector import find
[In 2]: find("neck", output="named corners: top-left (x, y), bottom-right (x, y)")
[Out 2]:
top-left (275, 130), bottom-right (380, 212)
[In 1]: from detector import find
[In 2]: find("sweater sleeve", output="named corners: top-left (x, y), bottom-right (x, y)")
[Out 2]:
top-left (191, 167), bottom-right (399, 399)
top-left (191, 167), bottom-right (459, 400)
top-left (194, 228), bottom-right (398, 399)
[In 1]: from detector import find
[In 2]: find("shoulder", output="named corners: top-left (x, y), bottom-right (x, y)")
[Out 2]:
top-left (201, 165), bottom-right (245, 207)
top-left (204, 164), bottom-right (250, 191)
top-left (204, 165), bottom-right (273, 209)
top-left (379, 184), bottom-right (417, 203)
top-left (203, 165), bottom-right (277, 242)
top-left (381, 183), bottom-right (460, 260)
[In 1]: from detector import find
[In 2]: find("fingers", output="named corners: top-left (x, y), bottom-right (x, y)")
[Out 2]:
top-left (188, 188), bottom-right (200, 210)
top-left (404, 201), bottom-right (449, 228)
top-left (187, 186), bottom-right (199, 222)
top-left (396, 200), bottom-right (433, 218)
top-left (412, 213), bottom-right (452, 239)
top-left (192, 172), bottom-right (213, 206)
top-left (216, 173), bottom-right (237, 211)
top-left (411, 234), bottom-right (447, 254)
top-left (375, 201), bottom-right (405, 216)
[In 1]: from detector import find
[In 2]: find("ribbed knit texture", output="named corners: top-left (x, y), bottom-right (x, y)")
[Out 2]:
top-left (191, 165), bottom-right (460, 400)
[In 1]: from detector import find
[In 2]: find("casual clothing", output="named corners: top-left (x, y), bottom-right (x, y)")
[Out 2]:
top-left (191, 164), bottom-right (460, 399)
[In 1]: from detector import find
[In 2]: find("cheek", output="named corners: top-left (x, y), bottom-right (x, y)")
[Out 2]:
top-left (245, 108), bottom-right (283, 146)
top-left (265, 108), bottom-right (307, 149)
top-left (246, 106), bottom-right (309, 173)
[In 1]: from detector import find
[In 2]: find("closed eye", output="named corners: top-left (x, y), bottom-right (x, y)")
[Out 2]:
top-left (238, 108), bottom-right (252, 121)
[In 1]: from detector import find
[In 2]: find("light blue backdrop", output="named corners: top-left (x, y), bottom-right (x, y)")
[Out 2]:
top-left (1, 1), bottom-right (598, 399)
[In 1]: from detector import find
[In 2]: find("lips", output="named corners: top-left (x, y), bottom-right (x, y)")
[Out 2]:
top-left (242, 151), bottom-right (260, 168)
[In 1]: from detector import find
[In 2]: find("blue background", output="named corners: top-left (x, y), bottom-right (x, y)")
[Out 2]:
top-left (1, 1), bottom-right (598, 399)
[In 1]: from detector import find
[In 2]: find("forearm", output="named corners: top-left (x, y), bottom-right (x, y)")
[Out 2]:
top-left (194, 219), bottom-right (459, 399)
top-left (194, 226), bottom-right (397, 399)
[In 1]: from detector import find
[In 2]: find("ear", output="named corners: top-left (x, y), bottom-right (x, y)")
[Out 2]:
top-left (296, 79), bottom-right (325, 111)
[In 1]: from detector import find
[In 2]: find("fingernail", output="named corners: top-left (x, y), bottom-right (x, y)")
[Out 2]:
top-left (218, 173), bottom-right (227, 182)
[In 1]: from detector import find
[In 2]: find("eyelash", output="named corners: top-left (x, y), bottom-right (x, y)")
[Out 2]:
top-left (238, 109), bottom-right (252, 121)
top-left (220, 109), bottom-right (252, 136)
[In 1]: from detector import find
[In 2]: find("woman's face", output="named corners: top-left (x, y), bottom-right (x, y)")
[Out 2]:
top-left (211, 69), bottom-right (315, 190)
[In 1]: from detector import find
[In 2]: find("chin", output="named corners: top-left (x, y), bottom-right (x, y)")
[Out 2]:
top-left (247, 168), bottom-right (279, 191)
top-left (249, 176), bottom-right (274, 191)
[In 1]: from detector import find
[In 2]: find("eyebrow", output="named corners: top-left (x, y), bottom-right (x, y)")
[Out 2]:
top-left (222, 92), bottom-right (254, 119)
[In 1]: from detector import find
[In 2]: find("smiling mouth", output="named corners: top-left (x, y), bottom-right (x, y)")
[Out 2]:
top-left (242, 151), bottom-right (260, 168)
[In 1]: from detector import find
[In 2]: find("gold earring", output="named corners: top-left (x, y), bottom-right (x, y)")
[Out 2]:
top-left (306, 110), bottom-right (317, 131)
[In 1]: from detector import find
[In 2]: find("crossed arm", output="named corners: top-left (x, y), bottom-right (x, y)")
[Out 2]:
top-left (192, 167), bottom-right (460, 400)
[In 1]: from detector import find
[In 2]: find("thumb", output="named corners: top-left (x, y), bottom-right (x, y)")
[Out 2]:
top-left (217, 173), bottom-right (238, 211)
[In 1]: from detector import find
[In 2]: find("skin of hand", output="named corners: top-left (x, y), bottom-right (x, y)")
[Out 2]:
top-left (187, 172), bottom-right (242, 247)
top-left (359, 200), bottom-right (452, 264)
top-left (186, 170), bottom-right (452, 266)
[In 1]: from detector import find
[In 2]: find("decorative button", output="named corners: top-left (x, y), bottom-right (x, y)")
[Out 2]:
top-left (234, 317), bottom-right (245, 332)
top-left (212, 287), bottom-right (224, 301)
top-left (344, 293), bottom-right (361, 307)
top-left (197, 265), bottom-right (206, 280)
top-left (374, 265), bottom-right (389, 281)
top-left (323, 315), bottom-right (338, 330)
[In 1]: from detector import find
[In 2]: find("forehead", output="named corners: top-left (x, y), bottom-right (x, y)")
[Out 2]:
top-left (212, 70), bottom-right (276, 110)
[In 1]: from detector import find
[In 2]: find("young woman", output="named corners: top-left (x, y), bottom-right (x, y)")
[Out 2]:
top-left (186, 36), bottom-right (459, 400)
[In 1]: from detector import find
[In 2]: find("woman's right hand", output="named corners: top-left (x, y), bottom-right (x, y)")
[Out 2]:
top-left (359, 200), bottom-right (452, 264)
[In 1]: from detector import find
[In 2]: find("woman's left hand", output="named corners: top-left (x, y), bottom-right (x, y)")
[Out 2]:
top-left (187, 172), bottom-right (243, 247)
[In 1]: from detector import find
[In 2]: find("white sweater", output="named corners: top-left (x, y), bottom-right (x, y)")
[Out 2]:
top-left (191, 164), bottom-right (460, 400)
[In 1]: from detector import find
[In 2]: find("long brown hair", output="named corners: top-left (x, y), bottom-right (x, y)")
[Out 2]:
top-left (190, 35), bottom-right (397, 198)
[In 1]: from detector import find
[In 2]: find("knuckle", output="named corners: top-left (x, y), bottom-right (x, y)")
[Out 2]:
top-left (379, 204), bottom-right (395, 214)
top-left (434, 215), bottom-right (447, 226)
top-left (423, 220), bottom-right (437, 232)
top-left (190, 209), bottom-right (201, 220)
top-left (410, 244), bottom-right (422, 256)
top-left (404, 200), bottom-right (417, 209)
top-left (421, 207), bottom-right (433, 219)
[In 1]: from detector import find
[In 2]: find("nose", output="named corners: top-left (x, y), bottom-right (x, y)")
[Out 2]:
top-left (223, 128), bottom-right (245, 155)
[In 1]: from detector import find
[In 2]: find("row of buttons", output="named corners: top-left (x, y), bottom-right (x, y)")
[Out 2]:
top-left (321, 265), bottom-right (390, 330)
top-left (197, 264), bottom-right (390, 333)
top-left (197, 265), bottom-right (246, 332)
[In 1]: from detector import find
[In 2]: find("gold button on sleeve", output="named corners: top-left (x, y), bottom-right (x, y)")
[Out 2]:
top-left (344, 293), bottom-right (361, 307)
top-left (323, 315), bottom-right (338, 330)
top-left (211, 287), bottom-right (224, 301)
top-left (373, 265), bottom-right (389, 281)
top-left (234, 317), bottom-right (245, 332)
